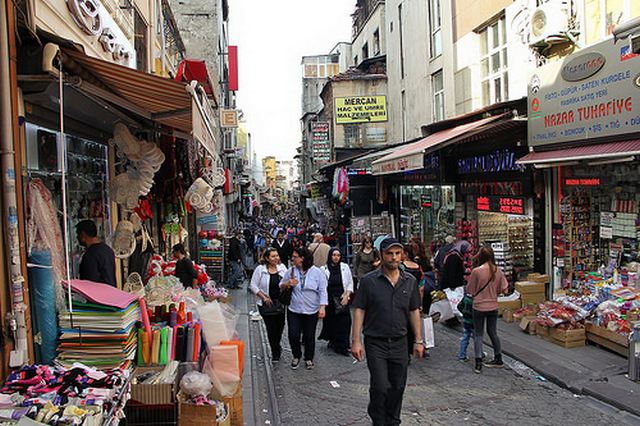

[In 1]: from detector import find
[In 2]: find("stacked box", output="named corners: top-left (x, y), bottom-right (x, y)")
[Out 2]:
top-left (515, 281), bottom-right (546, 305)
top-left (550, 327), bottom-right (585, 349)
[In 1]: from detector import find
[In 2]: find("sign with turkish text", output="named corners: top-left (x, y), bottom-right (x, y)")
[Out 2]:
top-left (311, 121), bottom-right (331, 163)
top-left (476, 196), bottom-right (526, 215)
top-left (221, 109), bottom-right (238, 128)
top-left (335, 96), bottom-right (387, 124)
top-left (372, 153), bottom-right (423, 175)
top-left (528, 37), bottom-right (640, 147)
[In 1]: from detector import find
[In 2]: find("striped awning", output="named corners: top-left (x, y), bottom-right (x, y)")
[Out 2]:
top-left (517, 140), bottom-right (640, 166)
top-left (61, 48), bottom-right (193, 133)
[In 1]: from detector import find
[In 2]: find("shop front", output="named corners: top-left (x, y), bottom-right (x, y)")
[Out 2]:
top-left (518, 35), bottom-right (640, 351)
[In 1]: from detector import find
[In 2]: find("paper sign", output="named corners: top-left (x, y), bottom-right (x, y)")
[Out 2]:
top-left (600, 212), bottom-right (614, 227)
top-left (600, 226), bottom-right (613, 239)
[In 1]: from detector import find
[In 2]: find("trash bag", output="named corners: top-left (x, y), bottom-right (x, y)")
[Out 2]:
top-left (179, 371), bottom-right (212, 397)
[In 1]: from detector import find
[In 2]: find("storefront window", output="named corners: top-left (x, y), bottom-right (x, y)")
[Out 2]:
top-left (399, 185), bottom-right (455, 245)
top-left (25, 123), bottom-right (111, 277)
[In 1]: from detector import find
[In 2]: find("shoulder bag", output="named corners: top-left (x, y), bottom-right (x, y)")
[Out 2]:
top-left (278, 267), bottom-right (295, 305)
top-left (457, 277), bottom-right (492, 316)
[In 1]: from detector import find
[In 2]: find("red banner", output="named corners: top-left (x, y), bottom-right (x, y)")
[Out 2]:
top-left (228, 46), bottom-right (239, 91)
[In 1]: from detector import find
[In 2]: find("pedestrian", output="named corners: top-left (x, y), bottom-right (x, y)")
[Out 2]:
top-left (227, 230), bottom-right (244, 289)
top-left (401, 245), bottom-right (423, 356)
top-left (172, 243), bottom-right (199, 289)
top-left (319, 248), bottom-right (353, 356)
top-left (456, 290), bottom-right (474, 361)
top-left (439, 239), bottom-right (470, 290)
top-left (280, 247), bottom-right (328, 370)
top-left (353, 235), bottom-right (380, 292)
top-left (250, 247), bottom-right (287, 362)
top-left (466, 245), bottom-right (509, 373)
top-left (409, 238), bottom-right (432, 274)
top-left (272, 230), bottom-right (293, 266)
top-left (351, 237), bottom-right (423, 426)
top-left (307, 233), bottom-right (331, 268)
top-left (75, 219), bottom-right (116, 286)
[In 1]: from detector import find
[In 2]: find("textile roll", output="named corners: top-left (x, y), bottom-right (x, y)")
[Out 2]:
top-left (28, 249), bottom-right (57, 365)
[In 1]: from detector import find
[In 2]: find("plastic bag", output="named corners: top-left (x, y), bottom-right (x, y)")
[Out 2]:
top-left (444, 287), bottom-right (464, 318)
top-left (429, 299), bottom-right (455, 322)
top-left (197, 302), bottom-right (238, 347)
top-left (179, 371), bottom-right (212, 397)
top-left (203, 345), bottom-right (241, 398)
top-left (422, 316), bottom-right (435, 348)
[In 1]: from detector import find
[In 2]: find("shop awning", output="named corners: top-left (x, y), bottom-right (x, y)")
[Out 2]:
top-left (516, 140), bottom-right (640, 167)
top-left (371, 115), bottom-right (504, 175)
top-left (61, 48), bottom-right (193, 133)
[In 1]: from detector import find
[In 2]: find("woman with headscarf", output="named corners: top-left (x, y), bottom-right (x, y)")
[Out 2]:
top-left (440, 240), bottom-right (471, 290)
top-left (318, 248), bottom-right (353, 355)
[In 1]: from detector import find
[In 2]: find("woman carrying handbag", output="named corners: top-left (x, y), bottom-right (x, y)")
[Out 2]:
top-left (466, 245), bottom-right (509, 373)
top-left (250, 248), bottom-right (287, 362)
top-left (319, 248), bottom-right (354, 356)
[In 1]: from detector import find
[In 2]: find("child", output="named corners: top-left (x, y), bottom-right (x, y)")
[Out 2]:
top-left (457, 290), bottom-right (474, 361)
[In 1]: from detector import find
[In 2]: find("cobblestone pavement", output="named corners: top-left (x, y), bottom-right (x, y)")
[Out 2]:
top-left (248, 304), bottom-right (640, 426)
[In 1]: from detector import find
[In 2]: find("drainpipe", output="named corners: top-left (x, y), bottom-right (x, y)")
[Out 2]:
top-left (1, 0), bottom-right (29, 366)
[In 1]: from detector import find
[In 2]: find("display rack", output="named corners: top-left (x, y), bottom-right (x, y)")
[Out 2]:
top-left (508, 216), bottom-right (534, 278)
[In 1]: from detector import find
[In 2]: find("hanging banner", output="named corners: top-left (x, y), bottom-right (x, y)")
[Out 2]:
top-left (335, 96), bottom-right (387, 124)
top-left (311, 121), bottom-right (331, 163)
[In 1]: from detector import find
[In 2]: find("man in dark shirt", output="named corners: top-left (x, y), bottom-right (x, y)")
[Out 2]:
top-left (352, 237), bottom-right (423, 426)
top-left (76, 220), bottom-right (117, 287)
top-left (172, 243), bottom-right (199, 288)
top-left (272, 230), bottom-right (292, 265)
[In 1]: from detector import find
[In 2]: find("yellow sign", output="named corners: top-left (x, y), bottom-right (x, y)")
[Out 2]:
top-left (335, 96), bottom-right (387, 124)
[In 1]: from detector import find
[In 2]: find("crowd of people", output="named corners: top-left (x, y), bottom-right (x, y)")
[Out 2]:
top-left (229, 215), bottom-right (509, 425)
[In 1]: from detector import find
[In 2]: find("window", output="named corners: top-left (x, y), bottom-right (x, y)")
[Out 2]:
top-left (429, 0), bottom-right (442, 57)
top-left (344, 125), bottom-right (360, 147)
top-left (432, 71), bottom-right (444, 122)
top-left (479, 17), bottom-right (508, 106)
top-left (585, 0), bottom-right (639, 46)
top-left (362, 42), bottom-right (369, 60)
top-left (373, 29), bottom-right (381, 55)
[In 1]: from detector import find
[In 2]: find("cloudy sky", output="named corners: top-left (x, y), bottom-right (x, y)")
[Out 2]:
top-left (228, 0), bottom-right (353, 164)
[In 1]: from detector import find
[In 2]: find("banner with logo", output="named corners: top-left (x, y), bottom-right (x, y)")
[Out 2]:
top-left (528, 38), bottom-right (640, 147)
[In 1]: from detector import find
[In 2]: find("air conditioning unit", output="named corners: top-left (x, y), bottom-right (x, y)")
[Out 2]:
top-left (529, 3), bottom-right (569, 47)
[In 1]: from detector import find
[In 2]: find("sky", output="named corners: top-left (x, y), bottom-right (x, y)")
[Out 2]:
top-left (228, 0), bottom-right (354, 164)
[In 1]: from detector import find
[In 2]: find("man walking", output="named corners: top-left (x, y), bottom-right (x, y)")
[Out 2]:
top-left (351, 237), bottom-right (423, 426)
top-left (272, 230), bottom-right (292, 266)
top-left (307, 233), bottom-right (330, 268)
top-left (227, 230), bottom-right (244, 289)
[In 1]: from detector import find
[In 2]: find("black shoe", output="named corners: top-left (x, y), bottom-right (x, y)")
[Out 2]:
top-left (484, 359), bottom-right (504, 368)
top-left (474, 358), bottom-right (482, 374)
top-left (291, 358), bottom-right (300, 369)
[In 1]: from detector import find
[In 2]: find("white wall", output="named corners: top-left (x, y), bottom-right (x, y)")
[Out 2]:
top-left (352, 3), bottom-right (387, 63)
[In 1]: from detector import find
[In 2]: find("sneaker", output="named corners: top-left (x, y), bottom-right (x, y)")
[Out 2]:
top-left (291, 358), bottom-right (300, 369)
top-left (305, 360), bottom-right (315, 370)
top-left (484, 359), bottom-right (504, 368)
top-left (474, 359), bottom-right (482, 374)
top-left (458, 356), bottom-right (468, 362)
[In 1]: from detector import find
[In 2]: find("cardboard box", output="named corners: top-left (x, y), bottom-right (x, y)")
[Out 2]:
top-left (178, 393), bottom-right (217, 426)
top-left (503, 309), bottom-right (514, 323)
top-left (521, 292), bottom-right (546, 305)
top-left (211, 387), bottom-right (243, 426)
top-left (515, 281), bottom-right (545, 294)
top-left (519, 316), bottom-right (538, 335)
top-left (498, 299), bottom-right (522, 316)
top-left (536, 323), bottom-right (551, 340)
top-left (549, 327), bottom-right (585, 348)
top-left (527, 273), bottom-right (550, 283)
top-left (130, 367), bottom-right (177, 405)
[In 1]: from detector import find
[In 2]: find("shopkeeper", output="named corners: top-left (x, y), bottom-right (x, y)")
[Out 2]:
top-left (76, 220), bottom-right (116, 286)
top-left (172, 243), bottom-right (199, 289)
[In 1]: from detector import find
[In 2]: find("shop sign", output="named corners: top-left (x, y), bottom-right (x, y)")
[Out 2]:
top-left (420, 194), bottom-right (433, 208)
top-left (457, 149), bottom-right (525, 175)
top-left (347, 167), bottom-right (372, 176)
top-left (460, 181), bottom-right (524, 196)
top-left (66, 0), bottom-right (135, 66)
top-left (311, 121), bottom-right (331, 163)
top-left (372, 153), bottom-right (422, 175)
top-left (564, 178), bottom-right (601, 186)
top-left (192, 95), bottom-right (218, 158)
top-left (476, 196), bottom-right (525, 215)
top-left (335, 96), bottom-right (387, 124)
top-left (528, 37), bottom-right (640, 147)
top-left (221, 109), bottom-right (238, 128)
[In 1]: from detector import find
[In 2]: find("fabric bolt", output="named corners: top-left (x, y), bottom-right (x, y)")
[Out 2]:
top-left (280, 266), bottom-right (328, 315)
top-left (364, 336), bottom-right (409, 426)
top-left (473, 309), bottom-right (501, 360)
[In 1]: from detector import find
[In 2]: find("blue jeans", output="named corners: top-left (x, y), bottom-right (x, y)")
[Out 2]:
top-left (227, 260), bottom-right (243, 288)
top-left (458, 323), bottom-right (474, 359)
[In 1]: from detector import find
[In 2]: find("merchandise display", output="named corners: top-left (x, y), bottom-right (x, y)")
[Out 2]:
top-left (399, 185), bottom-right (455, 244)
top-left (0, 364), bottom-right (130, 426)
top-left (57, 280), bottom-right (140, 369)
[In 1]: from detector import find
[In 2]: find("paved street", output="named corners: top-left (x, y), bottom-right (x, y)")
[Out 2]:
top-left (243, 292), bottom-right (640, 426)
